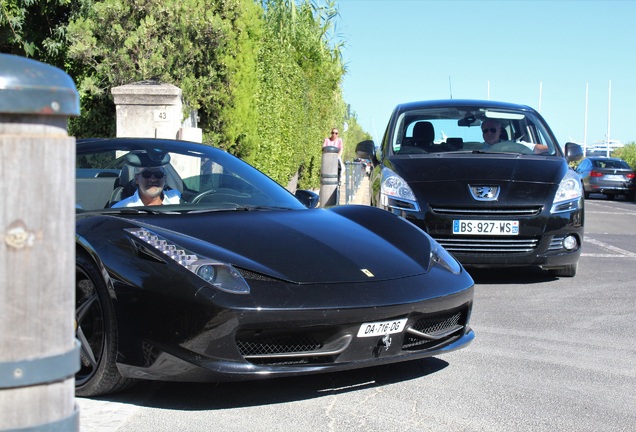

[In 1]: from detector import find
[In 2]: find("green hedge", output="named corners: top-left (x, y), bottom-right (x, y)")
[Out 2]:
top-left (612, 143), bottom-right (636, 169)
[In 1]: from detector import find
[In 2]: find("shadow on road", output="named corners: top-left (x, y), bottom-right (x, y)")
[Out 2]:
top-left (89, 357), bottom-right (449, 410)
top-left (586, 193), bottom-right (636, 204)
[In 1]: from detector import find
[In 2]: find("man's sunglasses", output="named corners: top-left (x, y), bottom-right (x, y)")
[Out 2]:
top-left (482, 127), bottom-right (498, 134)
top-left (140, 170), bottom-right (165, 179)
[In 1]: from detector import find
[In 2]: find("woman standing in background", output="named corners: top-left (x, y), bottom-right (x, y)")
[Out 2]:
top-left (323, 128), bottom-right (344, 181)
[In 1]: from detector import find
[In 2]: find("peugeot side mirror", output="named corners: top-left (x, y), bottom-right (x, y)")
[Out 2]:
top-left (356, 140), bottom-right (378, 164)
top-left (564, 142), bottom-right (584, 163)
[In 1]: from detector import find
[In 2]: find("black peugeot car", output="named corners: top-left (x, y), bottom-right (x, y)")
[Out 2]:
top-left (361, 99), bottom-right (584, 277)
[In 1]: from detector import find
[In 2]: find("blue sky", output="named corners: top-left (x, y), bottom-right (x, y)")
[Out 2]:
top-left (336, 0), bottom-right (635, 147)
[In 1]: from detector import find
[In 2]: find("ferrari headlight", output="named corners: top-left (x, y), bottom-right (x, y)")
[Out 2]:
top-left (196, 264), bottom-right (216, 282)
top-left (551, 169), bottom-right (582, 213)
top-left (191, 261), bottom-right (249, 294)
top-left (126, 227), bottom-right (250, 294)
top-left (429, 237), bottom-right (461, 275)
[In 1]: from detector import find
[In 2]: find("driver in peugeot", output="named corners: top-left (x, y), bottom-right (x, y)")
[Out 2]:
top-left (482, 119), bottom-right (548, 153)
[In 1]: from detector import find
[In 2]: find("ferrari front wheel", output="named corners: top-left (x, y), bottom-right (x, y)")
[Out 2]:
top-left (75, 252), bottom-right (134, 396)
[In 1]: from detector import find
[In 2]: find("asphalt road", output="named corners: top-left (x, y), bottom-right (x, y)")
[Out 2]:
top-left (78, 195), bottom-right (636, 432)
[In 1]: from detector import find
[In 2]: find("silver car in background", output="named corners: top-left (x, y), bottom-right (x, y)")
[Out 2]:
top-left (576, 157), bottom-right (635, 201)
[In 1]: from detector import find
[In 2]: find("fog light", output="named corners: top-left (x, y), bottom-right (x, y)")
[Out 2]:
top-left (563, 235), bottom-right (578, 251)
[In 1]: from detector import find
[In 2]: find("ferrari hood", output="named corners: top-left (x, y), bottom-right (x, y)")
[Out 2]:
top-left (129, 206), bottom-right (433, 284)
top-left (390, 154), bottom-right (567, 206)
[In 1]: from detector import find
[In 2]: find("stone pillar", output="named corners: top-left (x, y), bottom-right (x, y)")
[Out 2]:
top-left (111, 80), bottom-right (202, 142)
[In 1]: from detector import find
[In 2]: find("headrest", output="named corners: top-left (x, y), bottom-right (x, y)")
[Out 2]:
top-left (446, 137), bottom-right (463, 150)
top-left (412, 121), bottom-right (434, 142)
top-left (124, 150), bottom-right (171, 167)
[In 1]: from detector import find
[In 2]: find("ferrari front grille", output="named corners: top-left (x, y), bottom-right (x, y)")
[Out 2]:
top-left (436, 237), bottom-right (539, 253)
top-left (403, 311), bottom-right (465, 350)
top-left (236, 332), bottom-right (353, 366)
top-left (236, 334), bottom-right (322, 357)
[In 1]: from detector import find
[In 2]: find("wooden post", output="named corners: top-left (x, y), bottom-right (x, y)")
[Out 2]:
top-left (0, 54), bottom-right (80, 431)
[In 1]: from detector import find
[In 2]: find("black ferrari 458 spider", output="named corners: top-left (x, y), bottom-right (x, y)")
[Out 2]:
top-left (75, 137), bottom-right (474, 396)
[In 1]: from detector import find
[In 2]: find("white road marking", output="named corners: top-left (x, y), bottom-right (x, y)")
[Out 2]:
top-left (582, 237), bottom-right (636, 258)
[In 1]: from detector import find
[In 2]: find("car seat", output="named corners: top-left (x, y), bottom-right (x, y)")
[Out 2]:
top-left (445, 137), bottom-right (463, 150)
top-left (412, 121), bottom-right (435, 151)
top-left (107, 163), bottom-right (137, 207)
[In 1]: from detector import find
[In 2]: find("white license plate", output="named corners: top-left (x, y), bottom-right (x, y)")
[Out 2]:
top-left (453, 220), bottom-right (519, 235)
top-left (604, 174), bottom-right (624, 181)
top-left (357, 318), bottom-right (407, 338)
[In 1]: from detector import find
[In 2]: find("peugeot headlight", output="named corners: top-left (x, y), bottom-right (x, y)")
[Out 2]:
top-left (126, 227), bottom-right (250, 294)
top-left (380, 167), bottom-right (420, 212)
top-left (551, 169), bottom-right (582, 213)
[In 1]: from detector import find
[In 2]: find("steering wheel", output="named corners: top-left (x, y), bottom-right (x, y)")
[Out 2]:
top-left (489, 141), bottom-right (533, 154)
top-left (190, 189), bottom-right (250, 204)
top-left (190, 189), bottom-right (217, 203)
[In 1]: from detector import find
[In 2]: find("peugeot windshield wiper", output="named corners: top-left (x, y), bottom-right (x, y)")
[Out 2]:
top-left (185, 205), bottom-right (295, 214)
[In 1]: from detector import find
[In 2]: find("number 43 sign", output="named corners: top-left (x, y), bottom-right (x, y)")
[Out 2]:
top-left (154, 110), bottom-right (169, 122)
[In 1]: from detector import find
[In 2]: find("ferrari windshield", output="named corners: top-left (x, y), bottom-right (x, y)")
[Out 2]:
top-left (76, 139), bottom-right (306, 212)
top-left (389, 104), bottom-right (558, 156)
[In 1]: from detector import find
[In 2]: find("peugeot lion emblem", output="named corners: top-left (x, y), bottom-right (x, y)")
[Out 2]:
top-left (469, 185), bottom-right (501, 201)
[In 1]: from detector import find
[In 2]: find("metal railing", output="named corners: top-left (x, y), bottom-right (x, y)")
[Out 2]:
top-left (342, 161), bottom-right (366, 204)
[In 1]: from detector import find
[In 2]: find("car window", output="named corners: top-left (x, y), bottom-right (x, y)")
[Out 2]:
top-left (595, 160), bottom-right (629, 169)
top-left (76, 142), bottom-right (305, 212)
top-left (390, 106), bottom-right (557, 155)
top-left (77, 150), bottom-right (120, 170)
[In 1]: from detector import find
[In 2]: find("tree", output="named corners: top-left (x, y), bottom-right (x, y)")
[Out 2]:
top-left (65, 0), bottom-right (264, 146)
top-left (2, 0), bottom-right (355, 189)
top-left (341, 114), bottom-right (373, 162)
top-left (254, 0), bottom-right (346, 188)
top-left (612, 143), bottom-right (636, 170)
top-left (0, 0), bottom-right (90, 66)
